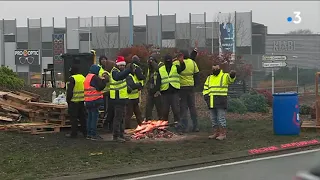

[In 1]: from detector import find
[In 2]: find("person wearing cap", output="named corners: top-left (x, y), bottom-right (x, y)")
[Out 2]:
top-left (65, 66), bottom-right (86, 138)
top-left (203, 63), bottom-right (236, 140)
top-left (144, 55), bottom-right (163, 120)
top-left (173, 42), bottom-right (200, 132)
top-left (84, 64), bottom-right (109, 141)
top-left (109, 56), bottom-right (135, 142)
top-left (155, 54), bottom-right (186, 133)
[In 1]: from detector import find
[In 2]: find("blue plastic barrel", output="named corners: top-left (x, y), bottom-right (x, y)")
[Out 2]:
top-left (273, 92), bottom-right (300, 135)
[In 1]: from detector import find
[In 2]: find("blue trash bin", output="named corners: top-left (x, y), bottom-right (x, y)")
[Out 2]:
top-left (273, 92), bottom-right (300, 135)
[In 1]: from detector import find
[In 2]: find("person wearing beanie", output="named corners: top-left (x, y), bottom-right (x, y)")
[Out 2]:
top-left (203, 63), bottom-right (236, 140)
top-left (155, 53), bottom-right (186, 134)
top-left (144, 55), bottom-right (163, 120)
top-left (173, 41), bottom-right (200, 133)
top-left (65, 65), bottom-right (86, 139)
top-left (84, 64), bottom-right (109, 141)
top-left (109, 56), bottom-right (135, 142)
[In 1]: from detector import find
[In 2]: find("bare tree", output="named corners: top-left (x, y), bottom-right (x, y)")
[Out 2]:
top-left (287, 29), bottom-right (314, 34)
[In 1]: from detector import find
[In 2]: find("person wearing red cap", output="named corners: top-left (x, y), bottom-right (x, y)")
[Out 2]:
top-left (109, 56), bottom-right (135, 142)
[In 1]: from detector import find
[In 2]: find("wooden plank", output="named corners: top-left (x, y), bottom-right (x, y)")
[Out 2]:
top-left (0, 116), bottom-right (14, 122)
top-left (5, 92), bottom-right (32, 103)
top-left (0, 91), bottom-right (9, 96)
top-left (0, 99), bottom-right (33, 113)
top-left (28, 102), bottom-right (67, 109)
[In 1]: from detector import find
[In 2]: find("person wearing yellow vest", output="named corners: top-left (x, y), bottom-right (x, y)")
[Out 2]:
top-left (84, 64), bottom-right (109, 141)
top-left (109, 56), bottom-right (135, 142)
top-left (173, 47), bottom-right (200, 133)
top-left (131, 55), bottom-right (146, 86)
top-left (144, 55), bottom-right (163, 120)
top-left (203, 63), bottom-right (236, 140)
top-left (124, 73), bottom-right (143, 128)
top-left (65, 66), bottom-right (86, 138)
top-left (97, 56), bottom-right (115, 132)
top-left (155, 54), bottom-right (186, 133)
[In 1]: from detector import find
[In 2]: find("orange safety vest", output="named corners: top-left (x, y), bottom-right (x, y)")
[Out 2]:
top-left (84, 73), bottom-right (103, 102)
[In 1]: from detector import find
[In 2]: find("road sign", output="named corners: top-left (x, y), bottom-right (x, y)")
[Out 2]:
top-left (263, 62), bottom-right (287, 68)
top-left (262, 55), bottom-right (287, 61)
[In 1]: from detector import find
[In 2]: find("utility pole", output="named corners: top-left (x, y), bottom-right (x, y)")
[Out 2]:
top-left (129, 0), bottom-right (133, 46)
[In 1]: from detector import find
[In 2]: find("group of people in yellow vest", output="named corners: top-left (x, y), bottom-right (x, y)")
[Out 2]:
top-left (66, 46), bottom-right (236, 142)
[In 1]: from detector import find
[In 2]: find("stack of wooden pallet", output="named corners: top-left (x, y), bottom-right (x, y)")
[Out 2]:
top-left (0, 90), bottom-right (68, 134)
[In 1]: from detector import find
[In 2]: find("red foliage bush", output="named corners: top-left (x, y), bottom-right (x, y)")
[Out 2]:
top-left (255, 89), bottom-right (273, 106)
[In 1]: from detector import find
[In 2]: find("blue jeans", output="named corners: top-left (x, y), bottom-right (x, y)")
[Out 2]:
top-left (85, 99), bottom-right (103, 137)
top-left (210, 108), bottom-right (227, 128)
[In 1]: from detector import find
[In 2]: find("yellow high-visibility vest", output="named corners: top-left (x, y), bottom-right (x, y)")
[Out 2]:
top-left (68, 74), bottom-right (85, 102)
top-left (173, 59), bottom-right (199, 87)
top-left (202, 70), bottom-right (236, 108)
top-left (128, 74), bottom-right (139, 100)
top-left (109, 67), bottom-right (128, 99)
top-left (98, 65), bottom-right (110, 93)
top-left (158, 65), bottom-right (180, 91)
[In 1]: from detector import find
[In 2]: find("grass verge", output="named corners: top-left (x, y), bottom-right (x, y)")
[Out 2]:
top-left (0, 118), bottom-right (317, 180)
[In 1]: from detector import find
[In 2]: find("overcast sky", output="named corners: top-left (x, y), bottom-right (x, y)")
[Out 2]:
top-left (0, 1), bottom-right (319, 34)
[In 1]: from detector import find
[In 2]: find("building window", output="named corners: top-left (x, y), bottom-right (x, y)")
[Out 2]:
top-left (162, 31), bottom-right (175, 40)
top-left (42, 49), bottom-right (53, 57)
top-left (42, 42), bottom-right (53, 50)
top-left (106, 26), bottom-right (119, 33)
top-left (4, 35), bottom-right (15, 42)
top-left (79, 33), bottom-right (92, 41)
top-left (17, 42), bottom-right (28, 49)
top-left (67, 49), bottom-right (79, 54)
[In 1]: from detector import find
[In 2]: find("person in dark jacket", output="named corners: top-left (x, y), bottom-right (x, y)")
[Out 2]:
top-left (131, 55), bottom-right (146, 85)
top-left (109, 56), bottom-right (135, 142)
top-left (145, 55), bottom-right (163, 120)
top-left (125, 72), bottom-right (143, 128)
top-left (66, 66), bottom-right (86, 138)
top-left (155, 54), bottom-right (186, 133)
top-left (84, 64), bottom-right (109, 141)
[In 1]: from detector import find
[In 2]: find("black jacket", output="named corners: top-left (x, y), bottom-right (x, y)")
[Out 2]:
top-left (155, 61), bottom-right (186, 94)
top-left (133, 62), bottom-right (146, 81)
top-left (146, 61), bottom-right (160, 95)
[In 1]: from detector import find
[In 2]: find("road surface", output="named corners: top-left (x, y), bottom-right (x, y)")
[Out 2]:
top-left (123, 149), bottom-right (320, 180)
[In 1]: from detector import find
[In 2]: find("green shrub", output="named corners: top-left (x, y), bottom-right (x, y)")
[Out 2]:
top-left (227, 98), bottom-right (247, 114)
top-left (240, 93), bottom-right (269, 113)
top-left (0, 66), bottom-right (24, 90)
top-left (300, 104), bottom-right (311, 115)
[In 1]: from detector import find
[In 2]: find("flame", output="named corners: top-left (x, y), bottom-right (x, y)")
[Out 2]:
top-left (130, 120), bottom-right (173, 140)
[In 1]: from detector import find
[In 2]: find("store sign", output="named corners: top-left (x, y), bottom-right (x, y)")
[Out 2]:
top-left (248, 139), bottom-right (319, 155)
top-left (14, 49), bottom-right (40, 65)
top-left (273, 40), bottom-right (296, 52)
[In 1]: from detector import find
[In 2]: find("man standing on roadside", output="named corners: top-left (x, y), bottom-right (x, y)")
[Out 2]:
top-left (109, 56), bottom-right (135, 142)
top-left (173, 42), bottom-right (200, 132)
top-left (203, 63), bottom-right (236, 140)
top-left (66, 66), bottom-right (86, 138)
top-left (145, 55), bottom-right (163, 120)
top-left (84, 64), bottom-right (109, 141)
top-left (155, 54), bottom-right (185, 132)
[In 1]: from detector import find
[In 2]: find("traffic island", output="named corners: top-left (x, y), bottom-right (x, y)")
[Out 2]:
top-left (0, 118), bottom-right (319, 180)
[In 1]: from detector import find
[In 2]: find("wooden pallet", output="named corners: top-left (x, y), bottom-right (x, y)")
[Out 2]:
top-left (301, 120), bottom-right (320, 129)
top-left (0, 122), bottom-right (61, 134)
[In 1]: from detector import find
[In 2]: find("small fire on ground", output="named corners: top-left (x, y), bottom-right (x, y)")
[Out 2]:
top-left (127, 120), bottom-right (176, 140)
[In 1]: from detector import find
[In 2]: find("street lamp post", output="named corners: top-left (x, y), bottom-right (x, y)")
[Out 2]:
top-left (72, 28), bottom-right (91, 52)
top-left (292, 56), bottom-right (299, 93)
top-left (196, 22), bottom-right (214, 54)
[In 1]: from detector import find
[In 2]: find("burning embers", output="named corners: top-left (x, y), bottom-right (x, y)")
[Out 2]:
top-left (130, 120), bottom-right (177, 140)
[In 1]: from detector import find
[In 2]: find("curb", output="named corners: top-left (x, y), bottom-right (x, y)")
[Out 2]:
top-left (48, 139), bottom-right (320, 180)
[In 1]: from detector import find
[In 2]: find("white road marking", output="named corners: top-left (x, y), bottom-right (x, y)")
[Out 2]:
top-left (124, 148), bottom-right (320, 180)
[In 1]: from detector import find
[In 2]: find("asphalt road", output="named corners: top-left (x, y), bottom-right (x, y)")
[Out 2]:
top-left (123, 149), bottom-right (320, 180)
